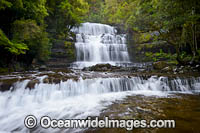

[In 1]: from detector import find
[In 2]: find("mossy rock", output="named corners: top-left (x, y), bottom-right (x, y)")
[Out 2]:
top-left (88, 64), bottom-right (113, 71)
top-left (153, 61), bottom-right (168, 70)
top-left (0, 78), bottom-right (19, 91)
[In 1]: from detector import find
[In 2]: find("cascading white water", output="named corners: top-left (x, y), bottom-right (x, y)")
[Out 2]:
top-left (0, 76), bottom-right (200, 132)
top-left (71, 22), bottom-right (130, 68)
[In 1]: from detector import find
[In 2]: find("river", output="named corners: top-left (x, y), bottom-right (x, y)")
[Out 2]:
top-left (0, 23), bottom-right (200, 133)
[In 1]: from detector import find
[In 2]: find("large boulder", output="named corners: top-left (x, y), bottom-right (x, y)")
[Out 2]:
top-left (90, 64), bottom-right (112, 71)
top-left (0, 78), bottom-right (18, 92)
top-left (83, 64), bottom-right (120, 72)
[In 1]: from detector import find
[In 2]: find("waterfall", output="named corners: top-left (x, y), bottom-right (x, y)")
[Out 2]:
top-left (0, 76), bottom-right (200, 132)
top-left (71, 22), bottom-right (130, 68)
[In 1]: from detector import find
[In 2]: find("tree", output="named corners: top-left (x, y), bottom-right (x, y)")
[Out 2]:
top-left (0, 29), bottom-right (28, 55)
top-left (12, 19), bottom-right (50, 63)
top-left (46, 0), bottom-right (89, 37)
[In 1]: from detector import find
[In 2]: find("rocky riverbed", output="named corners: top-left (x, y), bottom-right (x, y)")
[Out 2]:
top-left (0, 63), bottom-right (200, 133)
top-left (1, 66), bottom-right (200, 92)
top-left (86, 94), bottom-right (200, 133)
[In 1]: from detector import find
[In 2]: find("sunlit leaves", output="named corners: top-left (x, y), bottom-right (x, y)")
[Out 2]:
top-left (0, 0), bottom-right (12, 10)
top-left (0, 29), bottom-right (28, 55)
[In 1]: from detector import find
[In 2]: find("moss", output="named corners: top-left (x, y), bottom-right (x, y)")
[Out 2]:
top-left (153, 61), bottom-right (168, 70)
top-left (0, 68), bottom-right (9, 73)
top-left (134, 32), bottom-right (153, 44)
top-left (64, 41), bottom-right (75, 59)
top-left (167, 60), bottom-right (178, 65)
top-left (140, 33), bottom-right (152, 43)
top-left (88, 64), bottom-right (117, 72)
top-left (0, 67), bottom-right (15, 74)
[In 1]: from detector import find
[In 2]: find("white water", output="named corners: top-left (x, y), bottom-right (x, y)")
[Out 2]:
top-left (71, 22), bottom-right (130, 68)
top-left (0, 22), bottom-right (200, 132)
top-left (0, 76), bottom-right (200, 132)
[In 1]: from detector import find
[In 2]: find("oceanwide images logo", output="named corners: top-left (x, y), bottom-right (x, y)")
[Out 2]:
top-left (24, 115), bottom-right (176, 130)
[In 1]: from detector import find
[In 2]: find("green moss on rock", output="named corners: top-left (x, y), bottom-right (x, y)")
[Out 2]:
top-left (153, 61), bottom-right (168, 70)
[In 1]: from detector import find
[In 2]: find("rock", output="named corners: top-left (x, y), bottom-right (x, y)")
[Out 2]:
top-left (35, 67), bottom-right (39, 71)
top-left (52, 68), bottom-right (73, 73)
top-left (47, 40), bottom-right (76, 68)
top-left (26, 80), bottom-right (39, 89)
top-left (39, 65), bottom-right (47, 71)
top-left (43, 78), bottom-right (49, 83)
top-left (0, 83), bottom-right (13, 91)
top-left (0, 81), bottom-right (14, 92)
top-left (88, 64), bottom-right (113, 71)
top-left (180, 66), bottom-right (184, 69)
top-left (153, 61), bottom-right (168, 70)
top-left (179, 70), bottom-right (184, 74)
top-left (101, 67), bottom-right (108, 71)
top-left (53, 78), bottom-right (61, 84)
top-left (173, 67), bottom-right (178, 72)
top-left (82, 67), bottom-right (90, 71)
top-left (162, 66), bottom-right (172, 72)
top-left (32, 58), bottom-right (37, 65)
top-left (138, 69), bottom-right (145, 72)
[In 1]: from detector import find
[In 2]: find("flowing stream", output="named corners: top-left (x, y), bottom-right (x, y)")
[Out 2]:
top-left (0, 23), bottom-right (200, 133)
top-left (0, 73), bottom-right (200, 132)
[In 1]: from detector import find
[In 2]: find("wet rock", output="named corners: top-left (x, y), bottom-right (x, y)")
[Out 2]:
top-left (0, 82), bottom-right (13, 92)
top-left (26, 80), bottom-right (40, 89)
top-left (82, 67), bottom-right (90, 71)
top-left (53, 78), bottom-right (61, 84)
top-left (0, 78), bottom-right (20, 92)
top-left (43, 78), bottom-right (49, 83)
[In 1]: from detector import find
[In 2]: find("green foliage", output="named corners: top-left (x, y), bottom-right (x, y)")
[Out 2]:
top-left (139, 33), bottom-right (152, 43)
top-left (84, 0), bottom-right (105, 23)
top-left (64, 41), bottom-right (75, 58)
top-left (46, 0), bottom-right (89, 36)
top-left (85, 0), bottom-right (200, 64)
top-left (22, 0), bottom-right (48, 24)
top-left (0, 0), bottom-right (89, 68)
top-left (0, 29), bottom-right (28, 55)
top-left (0, 67), bottom-right (9, 73)
top-left (179, 51), bottom-right (193, 62)
top-left (145, 49), bottom-right (177, 62)
top-left (12, 20), bottom-right (51, 62)
top-left (0, 0), bottom-right (12, 10)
